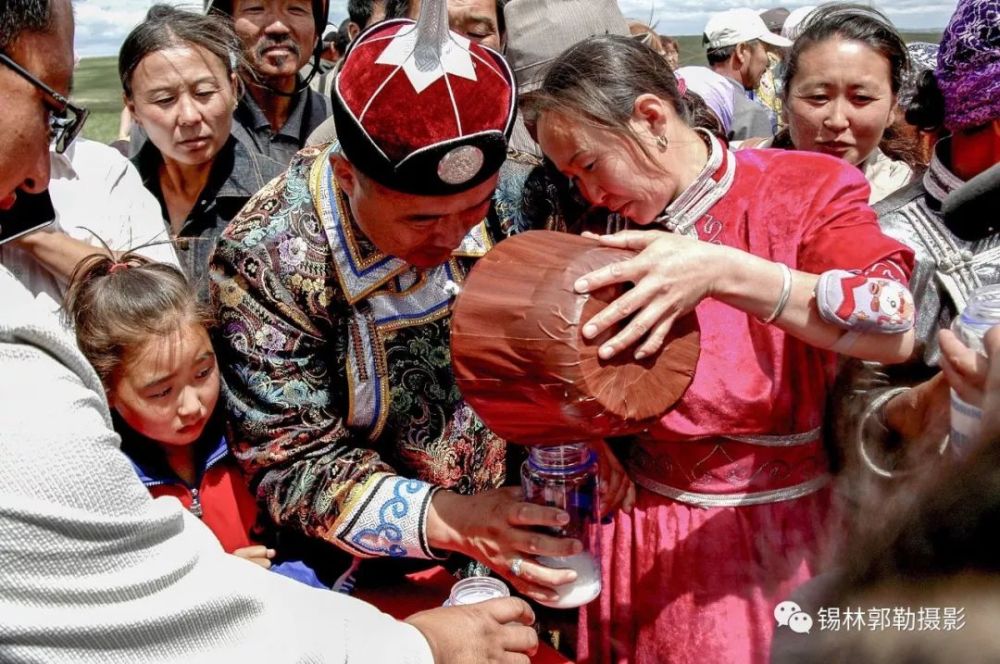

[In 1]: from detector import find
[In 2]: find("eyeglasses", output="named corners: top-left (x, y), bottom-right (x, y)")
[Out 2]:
top-left (0, 51), bottom-right (89, 154)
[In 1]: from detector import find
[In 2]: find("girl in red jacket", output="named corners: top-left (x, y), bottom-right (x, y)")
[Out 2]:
top-left (65, 250), bottom-right (323, 587)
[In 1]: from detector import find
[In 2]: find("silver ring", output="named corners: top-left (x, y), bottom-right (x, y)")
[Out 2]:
top-left (510, 557), bottom-right (524, 578)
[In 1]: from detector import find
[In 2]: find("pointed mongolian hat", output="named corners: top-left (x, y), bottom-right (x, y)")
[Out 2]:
top-left (331, 0), bottom-right (516, 196)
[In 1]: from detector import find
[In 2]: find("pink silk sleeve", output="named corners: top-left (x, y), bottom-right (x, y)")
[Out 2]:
top-left (796, 165), bottom-right (914, 283)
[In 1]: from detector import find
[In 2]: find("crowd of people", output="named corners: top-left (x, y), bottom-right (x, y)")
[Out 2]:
top-left (1, 0), bottom-right (999, 662)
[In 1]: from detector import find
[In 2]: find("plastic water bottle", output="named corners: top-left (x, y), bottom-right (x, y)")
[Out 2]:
top-left (949, 284), bottom-right (1000, 457)
top-left (444, 576), bottom-right (510, 607)
top-left (520, 442), bottom-right (602, 609)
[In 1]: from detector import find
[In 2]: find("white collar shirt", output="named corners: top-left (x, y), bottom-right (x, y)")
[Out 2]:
top-left (0, 138), bottom-right (179, 321)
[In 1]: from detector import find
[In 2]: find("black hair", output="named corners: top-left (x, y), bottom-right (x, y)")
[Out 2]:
top-left (776, 3), bottom-right (919, 168)
top-left (781, 3), bottom-right (910, 98)
top-left (523, 34), bottom-right (726, 165)
top-left (905, 70), bottom-right (946, 132)
top-left (349, 0), bottom-right (503, 39)
top-left (705, 39), bottom-right (762, 67)
top-left (333, 18), bottom-right (352, 55)
top-left (348, 0), bottom-right (410, 29)
top-left (384, 0), bottom-right (411, 19)
top-left (686, 90), bottom-right (726, 140)
top-left (348, 0), bottom-right (376, 28)
top-left (207, 0), bottom-right (327, 43)
top-left (119, 4), bottom-right (243, 98)
top-left (705, 44), bottom-right (734, 66)
top-left (0, 0), bottom-right (52, 52)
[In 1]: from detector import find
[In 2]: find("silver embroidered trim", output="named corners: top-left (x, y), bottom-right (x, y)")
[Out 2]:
top-left (922, 140), bottom-right (964, 204)
top-left (346, 310), bottom-right (381, 435)
top-left (413, 0), bottom-right (450, 72)
top-left (653, 130), bottom-right (736, 237)
top-left (632, 472), bottom-right (830, 508)
top-left (903, 201), bottom-right (981, 313)
top-left (368, 261), bottom-right (458, 329)
top-left (912, 142), bottom-right (982, 313)
top-left (318, 157), bottom-right (407, 304)
top-left (726, 427), bottom-right (822, 447)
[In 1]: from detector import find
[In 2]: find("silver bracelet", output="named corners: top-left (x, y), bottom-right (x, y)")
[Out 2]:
top-left (857, 386), bottom-right (948, 479)
top-left (761, 262), bottom-right (792, 324)
top-left (857, 387), bottom-right (912, 479)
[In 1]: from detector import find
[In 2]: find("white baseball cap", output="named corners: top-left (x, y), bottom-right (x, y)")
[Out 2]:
top-left (703, 8), bottom-right (793, 50)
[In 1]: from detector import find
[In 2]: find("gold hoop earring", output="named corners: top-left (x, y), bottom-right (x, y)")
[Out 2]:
top-left (656, 135), bottom-right (668, 150)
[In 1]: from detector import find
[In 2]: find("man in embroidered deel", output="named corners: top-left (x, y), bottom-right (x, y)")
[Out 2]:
top-left (210, 0), bottom-right (579, 603)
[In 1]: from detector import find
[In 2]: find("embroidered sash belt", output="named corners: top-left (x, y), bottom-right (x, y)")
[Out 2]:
top-left (627, 428), bottom-right (830, 508)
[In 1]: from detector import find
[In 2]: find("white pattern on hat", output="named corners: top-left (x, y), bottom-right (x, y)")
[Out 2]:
top-left (331, 0), bottom-right (514, 194)
top-left (376, 27), bottom-right (477, 94)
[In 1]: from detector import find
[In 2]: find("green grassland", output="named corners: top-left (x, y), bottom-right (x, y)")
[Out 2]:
top-left (75, 31), bottom-right (943, 145)
top-left (75, 56), bottom-right (125, 145)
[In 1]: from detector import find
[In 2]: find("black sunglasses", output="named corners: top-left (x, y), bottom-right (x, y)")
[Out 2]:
top-left (0, 51), bottom-right (89, 154)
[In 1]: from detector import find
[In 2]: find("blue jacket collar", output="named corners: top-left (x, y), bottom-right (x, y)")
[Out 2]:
top-left (117, 413), bottom-right (230, 488)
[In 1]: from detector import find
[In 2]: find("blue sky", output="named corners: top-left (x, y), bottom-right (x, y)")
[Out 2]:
top-left (74, 0), bottom-right (959, 57)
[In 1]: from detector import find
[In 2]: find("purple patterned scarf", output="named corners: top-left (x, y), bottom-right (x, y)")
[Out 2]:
top-left (936, 0), bottom-right (1000, 131)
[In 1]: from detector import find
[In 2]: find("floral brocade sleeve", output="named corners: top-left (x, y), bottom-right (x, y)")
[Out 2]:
top-left (209, 170), bottom-right (440, 561)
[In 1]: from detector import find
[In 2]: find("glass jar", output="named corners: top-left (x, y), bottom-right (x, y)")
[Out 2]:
top-left (444, 576), bottom-right (510, 607)
top-left (520, 442), bottom-right (602, 609)
top-left (950, 284), bottom-right (1000, 456)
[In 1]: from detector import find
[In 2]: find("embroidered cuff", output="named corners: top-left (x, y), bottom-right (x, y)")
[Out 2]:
top-left (334, 474), bottom-right (443, 560)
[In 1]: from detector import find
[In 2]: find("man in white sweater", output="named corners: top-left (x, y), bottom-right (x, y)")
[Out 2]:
top-left (0, 1), bottom-right (538, 662)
